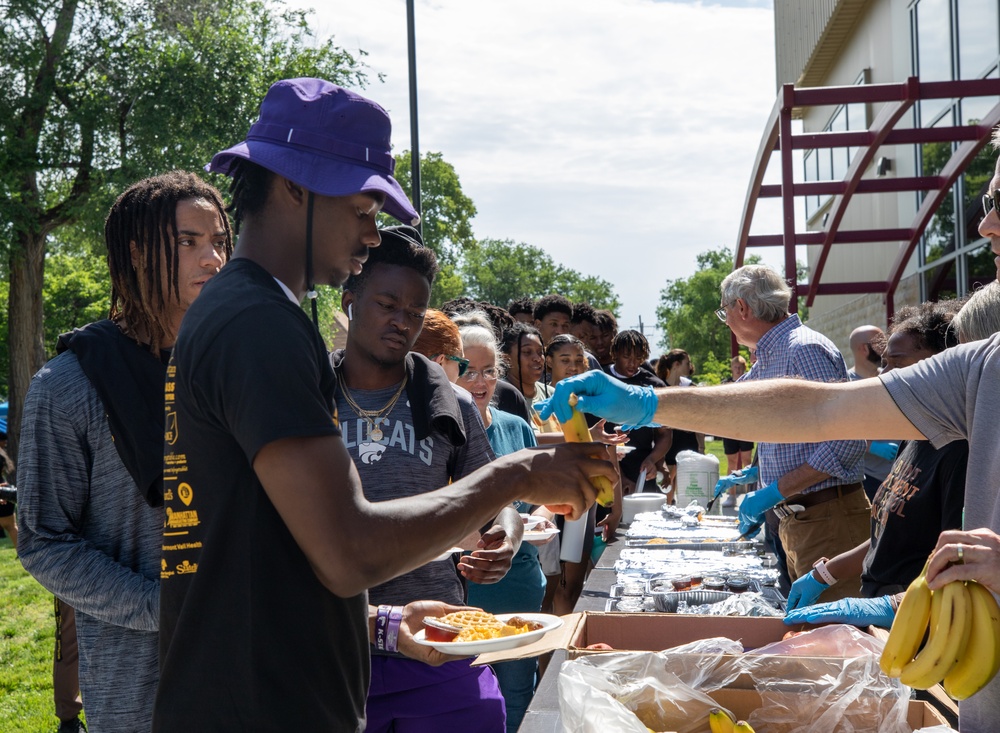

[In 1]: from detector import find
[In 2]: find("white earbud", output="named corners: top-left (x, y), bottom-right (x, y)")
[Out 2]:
top-left (347, 304), bottom-right (354, 321)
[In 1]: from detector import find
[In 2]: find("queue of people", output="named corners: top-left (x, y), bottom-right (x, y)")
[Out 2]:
top-left (5, 73), bottom-right (1000, 733)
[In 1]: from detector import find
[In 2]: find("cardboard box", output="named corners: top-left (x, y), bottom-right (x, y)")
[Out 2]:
top-left (475, 611), bottom-right (797, 666)
top-left (705, 688), bottom-right (948, 732)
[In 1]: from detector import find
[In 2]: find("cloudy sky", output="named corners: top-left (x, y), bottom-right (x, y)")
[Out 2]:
top-left (295, 0), bottom-right (786, 343)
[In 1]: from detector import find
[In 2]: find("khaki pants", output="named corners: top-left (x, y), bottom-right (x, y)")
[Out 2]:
top-left (778, 487), bottom-right (871, 603)
top-left (54, 598), bottom-right (83, 723)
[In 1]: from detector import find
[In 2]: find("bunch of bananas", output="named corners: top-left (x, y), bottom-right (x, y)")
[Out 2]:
top-left (708, 707), bottom-right (755, 733)
top-left (880, 562), bottom-right (1000, 699)
top-left (556, 393), bottom-right (615, 507)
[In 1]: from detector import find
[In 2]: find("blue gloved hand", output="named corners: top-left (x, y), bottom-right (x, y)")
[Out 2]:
top-left (783, 595), bottom-right (896, 629)
top-left (713, 466), bottom-right (760, 498)
top-left (536, 371), bottom-right (658, 427)
top-left (869, 441), bottom-right (899, 461)
top-left (737, 481), bottom-right (782, 533)
top-left (785, 570), bottom-right (829, 611)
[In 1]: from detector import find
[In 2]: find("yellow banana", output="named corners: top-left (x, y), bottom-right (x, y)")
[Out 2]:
top-left (732, 721), bottom-right (756, 733)
top-left (880, 561), bottom-right (932, 677)
top-left (943, 581), bottom-right (1000, 700)
top-left (898, 580), bottom-right (973, 689)
top-left (558, 393), bottom-right (615, 507)
top-left (708, 707), bottom-right (736, 733)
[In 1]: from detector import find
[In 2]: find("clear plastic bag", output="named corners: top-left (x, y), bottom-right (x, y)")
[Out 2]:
top-left (749, 624), bottom-right (886, 657)
top-left (558, 639), bottom-right (744, 733)
top-left (558, 630), bottom-right (913, 733)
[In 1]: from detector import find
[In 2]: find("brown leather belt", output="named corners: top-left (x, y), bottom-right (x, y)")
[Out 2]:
top-left (784, 482), bottom-right (864, 511)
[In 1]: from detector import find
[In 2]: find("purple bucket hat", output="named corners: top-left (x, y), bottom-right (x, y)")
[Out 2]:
top-left (207, 78), bottom-right (420, 225)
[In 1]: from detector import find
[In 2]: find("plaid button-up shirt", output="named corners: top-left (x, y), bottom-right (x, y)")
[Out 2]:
top-left (742, 314), bottom-right (866, 493)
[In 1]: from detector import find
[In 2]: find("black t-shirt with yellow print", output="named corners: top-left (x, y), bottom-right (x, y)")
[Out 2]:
top-left (156, 259), bottom-right (367, 732)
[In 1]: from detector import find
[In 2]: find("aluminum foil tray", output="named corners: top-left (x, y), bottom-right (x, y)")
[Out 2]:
top-left (653, 589), bottom-right (733, 613)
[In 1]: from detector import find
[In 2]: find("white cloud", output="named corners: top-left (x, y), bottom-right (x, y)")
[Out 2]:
top-left (297, 0), bottom-right (786, 341)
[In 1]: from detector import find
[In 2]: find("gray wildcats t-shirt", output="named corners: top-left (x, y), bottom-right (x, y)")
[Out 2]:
top-left (335, 380), bottom-right (495, 616)
top-left (880, 333), bottom-right (1000, 733)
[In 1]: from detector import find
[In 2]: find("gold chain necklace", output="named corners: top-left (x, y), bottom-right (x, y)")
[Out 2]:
top-left (337, 370), bottom-right (408, 442)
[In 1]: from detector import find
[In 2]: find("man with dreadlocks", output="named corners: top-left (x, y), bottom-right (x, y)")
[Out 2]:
top-left (17, 171), bottom-right (232, 733)
top-left (154, 78), bottom-right (608, 732)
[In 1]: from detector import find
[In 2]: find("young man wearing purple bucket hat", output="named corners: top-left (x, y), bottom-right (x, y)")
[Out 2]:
top-left (154, 78), bottom-right (611, 732)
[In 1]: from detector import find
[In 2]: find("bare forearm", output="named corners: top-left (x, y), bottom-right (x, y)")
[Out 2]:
top-left (776, 464), bottom-right (832, 499)
top-left (828, 539), bottom-right (871, 580)
top-left (334, 461), bottom-right (524, 591)
top-left (257, 438), bottom-right (605, 598)
top-left (651, 379), bottom-right (924, 442)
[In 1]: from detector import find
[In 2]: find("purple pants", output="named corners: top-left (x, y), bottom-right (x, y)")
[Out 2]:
top-left (366, 656), bottom-right (506, 733)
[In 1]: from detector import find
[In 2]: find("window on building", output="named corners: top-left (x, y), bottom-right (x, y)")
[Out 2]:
top-left (958, 0), bottom-right (999, 78)
top-left (912, 0), bottom-right (1000, 301)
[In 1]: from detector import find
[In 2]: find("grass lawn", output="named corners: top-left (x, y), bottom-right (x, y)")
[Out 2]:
top-left (0, 534), bottom-right (66, 733)
top-left (0, 441), bottom-right (737, 732)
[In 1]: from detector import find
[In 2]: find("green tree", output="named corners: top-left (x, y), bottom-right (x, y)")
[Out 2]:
top-left (461, 238), bottom-right (620, 312)
top-left (656, 247), bottom-right (761, 366)
top-left (1, 0), bottom-right (367, 453)
top-left (657, 247), bottom-right (813, 371)
top-left (390, 150), bottom-right (477, 305)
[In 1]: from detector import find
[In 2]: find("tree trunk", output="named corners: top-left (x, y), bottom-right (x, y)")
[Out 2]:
top-left (7, 228), bottom-right (48, 465)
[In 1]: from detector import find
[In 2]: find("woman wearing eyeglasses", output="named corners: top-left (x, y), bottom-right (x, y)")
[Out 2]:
top-left (457, 317), bottom-right (554, 733)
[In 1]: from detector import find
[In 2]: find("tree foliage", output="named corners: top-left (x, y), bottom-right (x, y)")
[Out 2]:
top-left (655, 247), bottom-right (760, 368)
top-left (0, 0), bottom-right (368, 450)
top-left (389, 150), bottom-right (477, 305)
top-left (462, 238), bottom-right (620, 312)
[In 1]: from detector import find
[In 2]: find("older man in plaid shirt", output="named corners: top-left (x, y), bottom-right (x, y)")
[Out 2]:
top-left (716, 265), bottom-right (868, 603)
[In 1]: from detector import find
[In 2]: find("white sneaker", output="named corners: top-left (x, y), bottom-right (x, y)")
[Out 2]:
top-left (721, 493), bottom-right (737, 508)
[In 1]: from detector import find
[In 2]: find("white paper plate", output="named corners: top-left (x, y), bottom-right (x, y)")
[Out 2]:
top-left (520, 514), bottom-right (546, 529)
top-left (523, 526), bottom-right (560, 541)
top-left (430, 546), bottom-right (466, 562)
top-left (617, 446), bottom-right (636, 455)
top-left (413, 613), bottom-right (563, 655)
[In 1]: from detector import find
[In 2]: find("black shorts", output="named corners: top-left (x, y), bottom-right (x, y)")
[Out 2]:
top-left (722, 437), bottom-right (754, 454)
top-left (665, 430), bottom-right (701, 465)
top-left (0, 500), bottom-right (13, 518)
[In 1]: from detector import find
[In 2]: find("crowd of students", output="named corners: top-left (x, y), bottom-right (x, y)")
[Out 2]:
top-left (5, 74), bottom-right (1000, 733)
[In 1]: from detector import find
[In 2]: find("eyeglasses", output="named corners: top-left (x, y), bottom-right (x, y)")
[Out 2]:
top-left (715, 301), bottom-right (735, 323)
top-left (459, 367), bottom-right (499, 382)
top-left (437, 354), bottom-right (470, 377)
top-left (983, 191), bottom-right (1000, 218)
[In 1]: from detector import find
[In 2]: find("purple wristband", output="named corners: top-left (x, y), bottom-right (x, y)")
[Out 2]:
top-left (385, 606), bottom-right (404, 654)
top-left (374, 605), bottom-right (392, 651)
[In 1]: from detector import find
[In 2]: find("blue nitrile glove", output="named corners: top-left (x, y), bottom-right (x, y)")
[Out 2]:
top-left (536, 371), bottom-right (658, 427)
top-left (869, 441), bottom-right (899, 461)
top-left (785, 571), bottom-right (829, 611)
top-left (737, 481), bottom-right (782, 535)
top-left (783, 595), bottom-right (896, 629)
top-left (713, 466), bottom-right (760, 499)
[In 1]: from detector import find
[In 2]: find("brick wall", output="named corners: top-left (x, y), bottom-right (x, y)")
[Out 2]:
top-left (801, 274), bottom-right (920, 363)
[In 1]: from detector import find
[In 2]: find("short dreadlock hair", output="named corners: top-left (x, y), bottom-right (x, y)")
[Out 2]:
top-left (611, 329), bottom-right (650, 361)
top-left (343, 225), bottom-right (438, 296)
top-left (105, 171), bottom-right (233, 353)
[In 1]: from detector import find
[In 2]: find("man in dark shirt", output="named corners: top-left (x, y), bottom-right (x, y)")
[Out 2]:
top-left (155, 78), bottom-right (610, 732)
top-left (336, 227), bottom-right (520, 732)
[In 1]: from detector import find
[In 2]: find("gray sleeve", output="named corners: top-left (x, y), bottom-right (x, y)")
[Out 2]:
top-left (878, 341), bottom-right (983, 449)
top-left (17, 360), bottom-right (160, 631)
